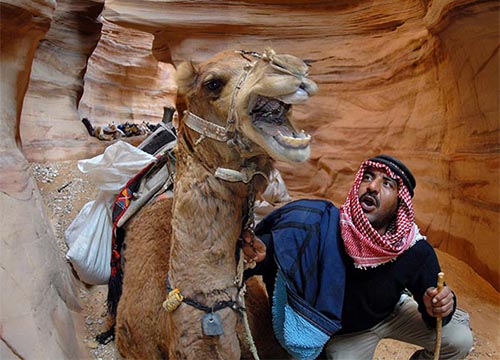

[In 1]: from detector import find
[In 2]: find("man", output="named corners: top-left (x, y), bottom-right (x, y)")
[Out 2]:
top-left (324, 154), bottom-right (473, 359)
top-left (243, 155), bottom-right (472, 360)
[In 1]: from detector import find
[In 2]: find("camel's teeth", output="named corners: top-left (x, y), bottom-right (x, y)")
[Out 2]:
top-left (276, 133), bottom-right (311, 147)
top-left (297, 130), bottom-right (310, 139)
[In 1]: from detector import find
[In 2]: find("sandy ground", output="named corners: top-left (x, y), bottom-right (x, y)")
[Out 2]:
top-left (32, 160), bottom-right (499, 360)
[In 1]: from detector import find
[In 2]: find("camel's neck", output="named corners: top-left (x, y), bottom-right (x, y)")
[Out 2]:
top-left (170, 136), bottom-right (251, 300)
top-left (166, 122), bottom-right (272, 359)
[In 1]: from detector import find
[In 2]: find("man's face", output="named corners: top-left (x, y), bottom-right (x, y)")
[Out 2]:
top-left (358, 166), bottom-right (399, 235)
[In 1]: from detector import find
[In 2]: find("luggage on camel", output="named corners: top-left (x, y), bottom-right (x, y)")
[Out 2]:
top-left (115, 116), bottom-right (177, 228)
top-left (64, 141), bottom-right (157, 284)
top-left (65, 111), bottom-right (177, 285)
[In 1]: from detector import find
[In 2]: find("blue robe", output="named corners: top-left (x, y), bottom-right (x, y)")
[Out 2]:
top-left (251, 199), bottom-right (346, 359)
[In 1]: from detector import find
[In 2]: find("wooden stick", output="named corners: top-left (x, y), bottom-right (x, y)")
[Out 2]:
top-left (433, 272), bottom-right (445, 360)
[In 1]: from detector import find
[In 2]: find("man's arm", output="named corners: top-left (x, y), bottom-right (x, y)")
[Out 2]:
top-left (408, 242), bottom-right (456, 327)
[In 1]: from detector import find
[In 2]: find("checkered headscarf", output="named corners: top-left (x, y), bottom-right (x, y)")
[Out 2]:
top-left (340, 160), bottom-right (416, 268)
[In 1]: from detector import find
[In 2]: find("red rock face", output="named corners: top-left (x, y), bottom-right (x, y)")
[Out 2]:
top-left (1, 1), bottom-right (88, 359)
top-left (103, 0), bottom-right (499, 289)
top-left (1, 5), bottom-right (497, 358)
top-left (20, 4), bottom-right (177, 162)
top-left (19, 0), bottom-right (105, 161)
top-left (1, 0), bottom-right (498, 358)
top-left (78, 18), bottom-right (177, 129)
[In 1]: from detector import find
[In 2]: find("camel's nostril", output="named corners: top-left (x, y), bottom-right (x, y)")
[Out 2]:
top-left (301, 79), bottom-right (318, 96)
top-left (300, 82), bottom-right (314, 96)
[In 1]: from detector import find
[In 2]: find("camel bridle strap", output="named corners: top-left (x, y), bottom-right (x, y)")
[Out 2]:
top-left (240, 49), bottom-right (310, 78)
top-left (183, 48), bottom-right (305, 149)
top-left (184, 111), bottom-right (229, 143)
top-left (224, 61), bottom-right (254, 142)
top-left (183, 114), bottom-right (269, 183)
top-left (215, 165), bottom-right (269, 184)
top-left (183, 56), bottom-right (256, 147)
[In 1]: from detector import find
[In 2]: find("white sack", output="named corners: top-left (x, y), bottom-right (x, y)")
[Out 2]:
top-left (65, 141), bottom-right (155, 284)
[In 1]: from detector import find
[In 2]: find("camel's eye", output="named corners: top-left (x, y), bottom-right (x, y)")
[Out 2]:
top-left (204, 78), bottom-right (224, 92)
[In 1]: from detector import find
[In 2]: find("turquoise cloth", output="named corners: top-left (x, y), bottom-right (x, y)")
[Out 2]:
top-left (272, 270), bottom-right (330, 360)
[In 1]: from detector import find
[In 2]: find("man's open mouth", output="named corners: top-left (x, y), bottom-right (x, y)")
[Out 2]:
top-left (249, 95), bottom-right (311, 150)
top-left (360, 193), bottom-right (379, 211)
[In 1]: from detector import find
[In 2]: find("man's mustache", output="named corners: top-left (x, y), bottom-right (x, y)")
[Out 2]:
top-left (359, 192), bottom-right (380, 208)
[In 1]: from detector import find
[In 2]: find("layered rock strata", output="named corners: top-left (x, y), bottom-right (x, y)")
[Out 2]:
top-left (0, 1), bottom-right (88, 359)
top-left (78, 18), bottom-right (177, 133)
top-left (20, 0), bottom-right (106, 161)
top-left (103, 0), bottom-right (499, 289)
top-left (1, 4), bottom-right (497, 359)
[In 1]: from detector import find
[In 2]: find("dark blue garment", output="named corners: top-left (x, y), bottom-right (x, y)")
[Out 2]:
top-left (252, 199), bottom-right (346, 337)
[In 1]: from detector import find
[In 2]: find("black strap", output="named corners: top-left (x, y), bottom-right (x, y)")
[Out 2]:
top-left (165, 275), bottom-right (241, 313)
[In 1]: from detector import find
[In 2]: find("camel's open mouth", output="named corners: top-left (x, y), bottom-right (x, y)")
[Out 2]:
top-left (249, 95), bottom-right (311, 150)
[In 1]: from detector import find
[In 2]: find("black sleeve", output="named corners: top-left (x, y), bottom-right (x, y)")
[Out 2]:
top-left (407, 242), bottom-right (455, 328)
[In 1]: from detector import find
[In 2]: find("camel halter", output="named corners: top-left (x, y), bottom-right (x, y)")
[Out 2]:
top-left (183, 49), bottom-right (302, 183)
top-left (183, 54), bottom-right (257, 182)
top-left (183, 51), bottom-right (256, 148)
top-left (183, 48), bottom-right (307, 150)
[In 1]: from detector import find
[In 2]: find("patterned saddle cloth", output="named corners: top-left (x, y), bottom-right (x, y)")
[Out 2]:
top-left (107, 118), bottom-right (177, 316)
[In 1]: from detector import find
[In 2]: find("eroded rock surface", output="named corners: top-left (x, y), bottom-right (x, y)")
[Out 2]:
top-left (20, 0), bottom-right (105, 162)
top-left (103, 0), bottom-right (499, 289)
top-left (0, 1), bottom-right (87, 359)
top-left (78, 18), bottom-right (177, 131)
top-left (1, 1), bottom-right (498, 358)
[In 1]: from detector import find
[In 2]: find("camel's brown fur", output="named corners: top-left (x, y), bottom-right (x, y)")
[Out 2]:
top-left (116, 197), bottom-right (173, 359)
top-left (117, 197), bottom-right (286, 359)
top-left (115, 48), bottom-right (317, 359)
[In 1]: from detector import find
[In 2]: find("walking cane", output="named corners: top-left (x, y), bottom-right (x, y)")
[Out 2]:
top-left (433, 272), bottom-right (445, 360)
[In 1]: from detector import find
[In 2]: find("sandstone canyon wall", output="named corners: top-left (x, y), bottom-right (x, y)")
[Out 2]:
top-left (78, 18), bottom-right (177, 130)
top-left (20, 0), bottom-right (105, 162)
top-left (1, 0), bottom-right (498, 358)
top-left (103, 0), bottom-right (499, 289)
top-left (0, 1), bottom-right (88, 358)
top-left (20, 7), bottom-right (177, 162)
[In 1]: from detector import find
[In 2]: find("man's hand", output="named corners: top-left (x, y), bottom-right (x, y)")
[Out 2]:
top-left (241, 230), bottom-right (266, 267)
top-left (423, 286), bottom-right (454, 318)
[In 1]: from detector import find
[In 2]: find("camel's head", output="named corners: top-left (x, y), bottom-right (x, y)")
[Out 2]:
top-left (176, 48), bottom-right (318, 163)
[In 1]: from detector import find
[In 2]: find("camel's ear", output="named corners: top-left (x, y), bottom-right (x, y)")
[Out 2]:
top-left (176, 61), bottom-right (198, 96)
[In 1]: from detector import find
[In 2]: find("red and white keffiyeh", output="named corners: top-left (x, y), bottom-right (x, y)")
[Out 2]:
top-left (340, 160), bottom-right (417, 268)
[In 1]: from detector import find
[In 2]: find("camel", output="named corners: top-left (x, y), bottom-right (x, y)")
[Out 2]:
top-left (114, 48), bottom-right (318, 359)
